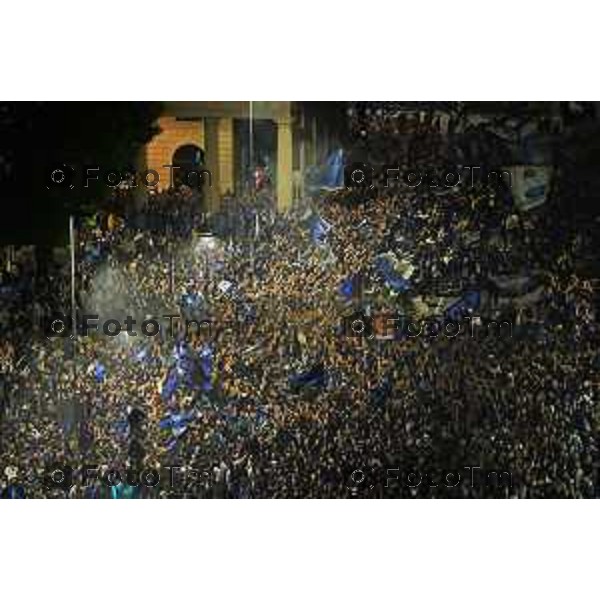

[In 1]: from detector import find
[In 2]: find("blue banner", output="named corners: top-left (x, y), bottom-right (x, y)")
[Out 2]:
top-left (199, 344), bottom-right (214, 392)
top-left (289, 362), bottom-right (327, 391)
top-left (94, 361), bottom-right (106, 384)
top-left (320, 148), bottom-right (345, 189)
top-left (444, 290), bottom-right (481, 321)
top-left (339, 276), bottom-right (355, 301)
top-left (310, 215), bottom-right (332, 246)
top-left (375, 254), bottom-right (411, 293)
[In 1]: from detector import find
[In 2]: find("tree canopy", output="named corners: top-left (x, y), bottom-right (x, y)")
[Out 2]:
top-left (1, 101), bottom-right (162, 246)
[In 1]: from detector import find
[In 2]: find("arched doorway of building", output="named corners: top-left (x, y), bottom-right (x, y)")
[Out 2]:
top-left (172, 144), bottom-right (206, 188)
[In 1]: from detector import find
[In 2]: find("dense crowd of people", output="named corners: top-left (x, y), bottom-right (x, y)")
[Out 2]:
top-left (1, 108), bottom-right (599, 498)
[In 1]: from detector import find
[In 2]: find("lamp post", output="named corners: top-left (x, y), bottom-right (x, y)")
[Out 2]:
top-left (249, 100), bottom-right (254, 182)
top-left (69, 214), bottom-right (81, 451)
top-left (69, 215), bottom-right (77, 356)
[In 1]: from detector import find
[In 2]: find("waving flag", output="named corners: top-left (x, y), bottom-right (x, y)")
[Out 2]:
top-left (94, 361), bottom-right (106, 384)
top-left (310, 215), bottom-right (333, 246)
top-left (165, 340), bottom-right (204, 394)
top-left (159, 411), bottom-right (195, 435)
top-left (199, 344), bottom-right (214, 392)
top-left (444, 290), bottom-right (481, 321)
top-left (161, 365), bottom-right (180, 400)
top-left (218, 279), bottom-right (235, 297)
top-left (160, 410), bottom-right (196, 450)
top-left (320, 148), bottom-right (345, 189)
top-left (289, 362), bottom-right (327, 392)
top-left (375, 252), bottom-right (413, 293)
top-left (133, 346), bottom-right (149, 363)
top-left (339, 277), bottom-right (355, 301)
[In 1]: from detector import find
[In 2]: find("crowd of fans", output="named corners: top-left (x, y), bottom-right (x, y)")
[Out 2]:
top-left (1, 109), bottom-right (599, 498)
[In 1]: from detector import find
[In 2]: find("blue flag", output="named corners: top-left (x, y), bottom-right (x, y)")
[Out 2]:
top-left (166, 340), bottom-right (204, 393)
top-left (320, 148), bottom-right (345, 189)
top-left (111, 418), bottom-right (129, 441)
top-left (160, 410), bottom-right (196, 450)
top-left (445, 290), bottom-right (481, 321)
top-left (133, 347), bottom-right (149, 363)
top-left (161, 365), bottom-right (180, 400)
top-left (339, 276), bottom-right (355, 301)
top-left (94, 361), bottom-right (106, 383)
top-left (375, 254), bottom-right (411, 293)
top-left (199, 344), bottom-right (214, 392)
top-left (289, 362), bottom-right (327, 391)
top-left (310, 215), bottom-right (332, 246)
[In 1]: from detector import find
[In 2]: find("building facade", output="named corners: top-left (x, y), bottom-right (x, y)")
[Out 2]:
top-left (143, 101), bottom-right (334, 212)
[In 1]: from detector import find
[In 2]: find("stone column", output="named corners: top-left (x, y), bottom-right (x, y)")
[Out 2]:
top-left (204, 117), bottom-right (220, 214)
top-left (218, 118), bottom-right (234, 196)
top-left (133, 145), bottom-right (148, 213)
top-left (277, 117), bottom-right (293, 211)
top-left (298, 111), bottom-right (306, 200)
top-left (310, 116), bottom-right (318, 165)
